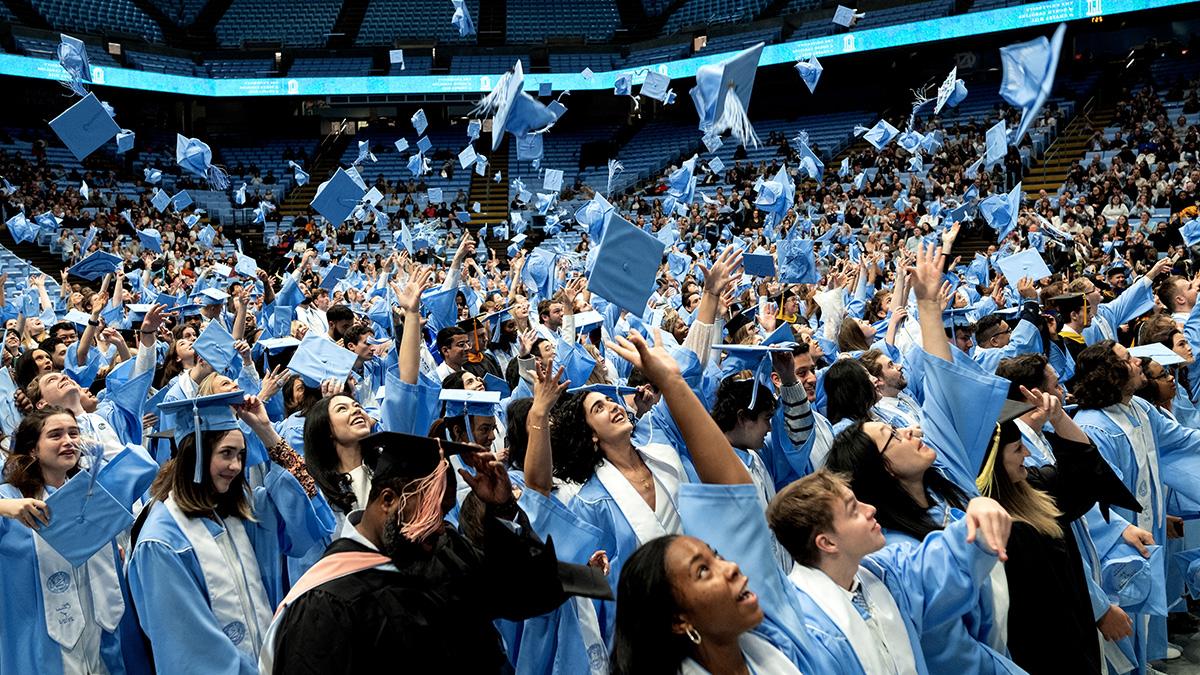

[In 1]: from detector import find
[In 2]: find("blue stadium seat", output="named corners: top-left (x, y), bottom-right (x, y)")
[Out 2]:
top-left (27, 0), bottom-right (163, 42)
top-left (215, 0), bottom-right (341, 48)
top-left (505, 0), bottom-right (620, 44)
top-left (356, 0), bottom-right (480, 47)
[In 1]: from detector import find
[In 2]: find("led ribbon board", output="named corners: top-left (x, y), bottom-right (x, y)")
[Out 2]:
top-left (0, 0), bottom-right (1189, 97)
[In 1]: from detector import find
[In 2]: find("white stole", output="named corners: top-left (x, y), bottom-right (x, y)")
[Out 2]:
top-left (165, 495), bottom-right (273, 659)
top-left (811, 413), bottom-right (834, 470)
top-left (593, 442), bottom-right (685, 546)
top-left (1102, 402), bottom-right (1163, 531)
top-left (33, 528), bottom-right (124, 652)
top-left (679, 631), bottom-right (802, 675)
top-left (1015, 420), bottom-right (1056, 466)
top-left (787, 564), bottom-right (899, 675)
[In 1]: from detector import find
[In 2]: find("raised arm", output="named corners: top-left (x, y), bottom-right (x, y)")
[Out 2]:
top-left (912, 242), bottom-right (952, 363)
top-left (524, 360), bottom-right (569, 496)
top-left (77, 276), bottom-right (111, 366)
top-left (606, 329), bottom-right (751, 485)
top-left (230, 294), bottom-right (249, 342)
top-left (393, 266), bottom-right (433, 385)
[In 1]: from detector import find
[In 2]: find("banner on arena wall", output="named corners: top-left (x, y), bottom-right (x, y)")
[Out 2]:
top-left (0, 0), bottom-right (1190, 98)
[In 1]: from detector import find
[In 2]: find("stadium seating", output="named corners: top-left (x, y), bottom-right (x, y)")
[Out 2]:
top-left (547, 52), bottom-right (616, 74)
top-left (288, 57), bottom-right (374, 78)
top-left (215, 0), bottom-right (341, 47)
top-left (506, 0), bottom-right (621, 44)
top-left (147, 0), bottom-right (209, 26)
top-left (219, 138), bottom-right (320, 203)
top-left (15, 35), bottom-right (121, 69)
top-left (27, 0), bottom-right (163, 43)
top-left (660, 0), bottom-right (772, 36)
top-left (698, 27), bottom-right (781, 54)
top-left (128, 51), bottom-right (200, 76)
top-left (451, 54), bottom-right (532, 76)
top-left (205, 58), bottom-right (277, 78)
top-left (356, 0), bottom-right (481, 47)
top-left (387, 55), bottom-right (433, 76)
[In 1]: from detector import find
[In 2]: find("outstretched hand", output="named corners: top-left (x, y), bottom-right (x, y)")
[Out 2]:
top-left (964, 496), bottom-right (1011, 562)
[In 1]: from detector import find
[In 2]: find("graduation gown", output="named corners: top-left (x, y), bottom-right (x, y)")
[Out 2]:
top-left (1003, 432), bottom-right (1140, 675)
top-left (267, 509), bottom-right (569, 674)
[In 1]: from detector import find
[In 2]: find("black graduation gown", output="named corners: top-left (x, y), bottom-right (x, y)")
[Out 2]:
top-left (271, 509), bottom-right (568, 674)
top-left (1003, 432), bottom-right (1141, 675)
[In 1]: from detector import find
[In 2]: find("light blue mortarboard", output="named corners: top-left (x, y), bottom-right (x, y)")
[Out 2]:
top-left (289, 334), bottom-right (357, 388)
top-left (861, 119), bottom-right (899, 150)
top-left (311, 168), bottom-right (367, 224)
top-left (143, 167), bottom-right (162, 184)
top-left (467, 118), bottom-right (481, 141)
top-left (172, 191), bottom-right (193, 210)
top-left (38, 443), bottom-right (158, 566)
top-left (416, 136), bottom-right (433, 155)
top-left (795, 57), bottom-right (822, 94)
top-left (985, 119), bottom-right (1007, 168)
top-left (412, 108), bottom-right (428, 134)
top-left (478, 61), bottom-right (557, 152)
top-left (586, 213), bottom-right (666, 316)
top-left (689, 43), bottom-right (764, 148)
top-left (980, 183), bottom-right (1023, 242)
top-left (158, 390), bottom-right (245, 482)
top-left (994, 247), bottom-right (1051, 284)
top-left (999, 23), bottom-right (1066, 147)
top-left (742, 253), bottom-right (775, 278)
top-left (198, 224), bottom-right (216, 248)
top-left (57, 34), bottom-right (91, 96)
top-left (778, 238), bottom-right (817, 284)
top-left (451, 0), bottom-right (476, 36)
top-left (151, 189), bottom-right (170, 212)
top-left (1181, 218), bottom-right (1200, 247)
top-left (137, 228), bottom-right (162, 253)
top-left (116, 130), bottom-right (135, 154)
top-left (193, 319), bottom-right (237, 375)
top-left (49, 93), bottom-right (120, 161)
top-left (68, 251), bottom-right (122, 281)
top-left (175, 134), bottom-right (229, 189)
top-left (1102, 545), bottom-right (1167, 616)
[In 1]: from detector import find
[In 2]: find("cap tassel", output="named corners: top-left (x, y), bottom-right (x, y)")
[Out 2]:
top-left (191, 402), bottom-right (204, 483)
top-left (715, 87), bottom-right (759, 150)
top-left (397, 455), bottom-right (450, 543)
top-left (975, 424), bottom-right (1003, 497)
top-left (206, 165), bottom-right (230, 190)
top-left (472, 70), bottom-right (514, 117)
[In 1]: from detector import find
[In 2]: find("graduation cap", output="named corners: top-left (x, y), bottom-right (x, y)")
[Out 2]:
top-left (176, 134), bottom-right (229, 189)
top-left (439, 389), bottom-right (501, 443)
top-left (57, 34), bottom-right (91, 96)
top-left (999, 23), bottom-right (1066, 147)
top-left (458, 145), bottom-right (478, 170)
top-left (172, 190), bottom-right (193, 211)
top-left (690, 43), bottom-right (764, 149)
top-left (311, 168), bottom-right (367, 225)
top-left (137, 228), bottom-right (163, 254)
top-left (320, 264), bottom-right (349, 291)
top-left (477, 61), bottom-right (557, 152)
top-left (640, 71), bottom-right (672, 103)
top-left (586, 213), bottom-right (666, 316)
top-left (289, 161), bottom-right (309, 187)
top-left (994, 247), bottom-right (1050, 284)
top-left (7, 213), bottom-right (37, 244)
top-left (450, 0), bottom-right (476, 37)
top-left (290, 334), bottom-right (357, 388)
top-left (832, 4), bottom-right (863, 27)
top-left (116, 129), bottom-right (135, 154)
top-left (193, 319), bottom-right (237, 375)
top-left (412, 108), bottom-right (428, 135)
top-left (1180, 218), bottom-right (1200, 247)
top-left (742, 253), bottom-right (775, 278)
top-left (37, 443), bottom-right (158, 566)
top-left (985, 119), bottom-right (1007, 169)
top-left (1102, 546), bottom-right (1167, 616)
top-left (158, 390), bottom-right (246, 483)
top-left (49, 93), bottom-right (120, 162)
top-left (975, 399), bottom-right (1036, 495)
top-left (794, 57), bottom-right (822, 94)
top-left (860, 119), bottom-right (899, 150)
top-left (394, 137), bottom-right (409, 153)
top-left (942, 306), bottom-right (974, 329)
top-left (195, 287), bottom-right (229, 306)
top-left (417, 136), bottom-right (433, 155)
top-left (68, 251), bottom-right (122, 281)
top-left (778, 238), bottom-right (817, 284)
top-left (1129, 343), bottom-right (1187, 367)
top-left (980, 183), bottom-right (1023, 242)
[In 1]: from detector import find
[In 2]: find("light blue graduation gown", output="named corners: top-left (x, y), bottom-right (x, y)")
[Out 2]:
top-left (498, 472), bottom-right (609, 675)
top-left (1074, 397), bottom-right (1200, 666)
top-left (273, 411), bottom-right (306, 453)
top-left (0, 480), bottom-right (152, 675)
top-left (973, 318), bottom-right (1042, 373)
top-left (1083, 278), bottom-right (1154, 346)
top-left (127, 462), bottom-right (331, 675)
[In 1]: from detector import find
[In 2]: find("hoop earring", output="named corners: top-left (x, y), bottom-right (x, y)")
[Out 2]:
top-left (685, 627), bottom-right (702, 645)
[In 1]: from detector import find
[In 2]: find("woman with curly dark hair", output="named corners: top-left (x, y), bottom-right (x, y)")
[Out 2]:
top-left (1073, 339), bottom-right (1200, 666)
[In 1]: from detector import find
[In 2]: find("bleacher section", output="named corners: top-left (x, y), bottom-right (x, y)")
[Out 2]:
top-left (15, 35), bottom-right (121, 68)
top-left (128, 51), bottom-right (200, 76)
top-left (206, 58), bottom-right (276, 78)
top-left (616, 43), bottom-right (689, 69)
top-left (288, 56), bottom-right (374, 78)
top-left (215, 0), bottom-right (341, 48)
top-left (506, 0), bottom-right (621, 44)
top-left (335, 129), bottom-right (477, 204)
top-left (548, 52), bottom-right (616, 74)
top-left (699, 27), bottom-right (781, 54)
top-left (218, 138), bottom-right (320, 204)
top-left (387, 55), bottom-right (433, 75)
top-left (355, 0), bottom-right (481, 47)
top-left (661, 0), bottom-right (771, 36)
top-left (148, 0), bottom-right (209, 26)
top-left (451, 54), bottom-right (532, 76)
top-left (27, 0), bottom-right (163, 42)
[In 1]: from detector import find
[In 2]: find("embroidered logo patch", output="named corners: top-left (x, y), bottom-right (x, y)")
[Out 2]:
top-left (47, 572), bottom-right (71, 593)
top-left (222, 621), bottom-right (246, 645)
